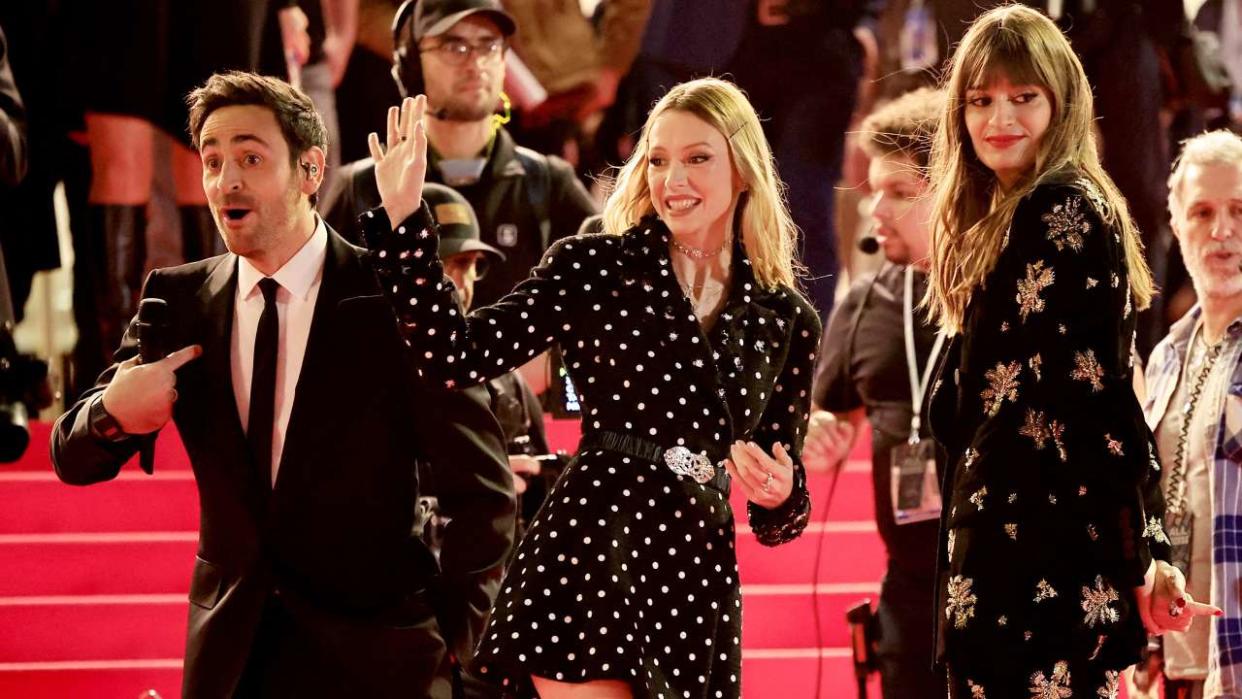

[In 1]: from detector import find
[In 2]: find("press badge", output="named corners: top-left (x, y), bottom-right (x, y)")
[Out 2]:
top-left (890, 437), bottom-right (942, 524)
top-left (1166, 511), bottom-right (1194, 575)
top-left (893, 267), bottom-right (947, 525)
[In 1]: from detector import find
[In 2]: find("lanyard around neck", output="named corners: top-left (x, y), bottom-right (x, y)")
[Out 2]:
top-left (904, 266), bottom-right (946, 442)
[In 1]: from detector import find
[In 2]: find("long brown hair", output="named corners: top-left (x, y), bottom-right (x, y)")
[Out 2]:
top-left (925, 5), bottom-right (1153, 333)
top-left (601, 78), bottom-right (802, 290)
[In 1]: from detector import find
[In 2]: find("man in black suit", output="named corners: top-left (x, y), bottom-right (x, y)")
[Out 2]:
top-left (50, 71), bottom-right (515, 699)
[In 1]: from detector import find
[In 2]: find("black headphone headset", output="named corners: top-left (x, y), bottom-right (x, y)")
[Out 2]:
top-left (391, 0), bottom-right (422, 100)
top-left (389, 0), bottom-right (510, 123)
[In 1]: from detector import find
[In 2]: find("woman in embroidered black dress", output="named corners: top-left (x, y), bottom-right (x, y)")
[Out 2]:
top-left (924, 6), bottom-right (1217, 698)
top-left (360, 78), bottom-right (819, 698)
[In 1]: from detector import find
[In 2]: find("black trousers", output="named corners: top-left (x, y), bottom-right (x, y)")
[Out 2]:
top-left (875, 567), bottom-right (944, 699)
top-left (235, 594), bottom-right (453, 699)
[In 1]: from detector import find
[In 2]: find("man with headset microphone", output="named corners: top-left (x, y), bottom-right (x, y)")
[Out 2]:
top-left (803, 89), bottom-right (945, 699)
top-left (327, 0), bottom-right (596, 313)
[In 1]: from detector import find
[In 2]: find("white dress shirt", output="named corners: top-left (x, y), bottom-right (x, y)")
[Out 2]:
top-left (231, 217), bottom-right (328, 485)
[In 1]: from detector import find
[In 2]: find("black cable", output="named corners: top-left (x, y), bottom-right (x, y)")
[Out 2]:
top-left (809, 275), bottom-right (878, 697)
top-left (810, 456), bottom-right (847, 699)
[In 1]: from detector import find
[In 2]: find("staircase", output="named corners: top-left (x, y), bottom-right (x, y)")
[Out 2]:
top-left (0, 421), bottom-right (885, 697)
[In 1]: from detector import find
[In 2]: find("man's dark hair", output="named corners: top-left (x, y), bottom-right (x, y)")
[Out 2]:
top-left (186, 71), bottom-right (328, 203)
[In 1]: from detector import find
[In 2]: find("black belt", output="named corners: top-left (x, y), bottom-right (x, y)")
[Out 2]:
top-left (578, 430), bottom-right (731, 497)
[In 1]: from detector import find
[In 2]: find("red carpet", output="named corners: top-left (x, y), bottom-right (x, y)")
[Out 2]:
top-left (0, 421), bottom-right (886, 697)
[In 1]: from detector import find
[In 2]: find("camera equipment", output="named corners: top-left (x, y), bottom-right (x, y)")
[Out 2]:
top-left (846, 599), bottom-right (878, 699)
top-left (541, 345), bottom-right (581, 419)
top-left (0, 319), bottom-right (50, 462)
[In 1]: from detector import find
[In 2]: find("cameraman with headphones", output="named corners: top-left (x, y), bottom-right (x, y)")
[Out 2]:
top-left (327, 0), bottom-right (596, 315)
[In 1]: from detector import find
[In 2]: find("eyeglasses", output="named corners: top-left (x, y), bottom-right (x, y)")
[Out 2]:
top-left (444, 251), bottom-right (490, 280)
top-left (420, 37), bottom-right (507, 66)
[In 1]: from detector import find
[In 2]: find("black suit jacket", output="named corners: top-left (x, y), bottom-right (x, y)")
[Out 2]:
top-left (52, 227), bottom-right (515, 698)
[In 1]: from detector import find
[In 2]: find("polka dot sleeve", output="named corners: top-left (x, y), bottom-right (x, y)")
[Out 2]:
top-left (362, 204), bottom-right (579, 389)
top-left (747, 297), bottom-right (821, 546)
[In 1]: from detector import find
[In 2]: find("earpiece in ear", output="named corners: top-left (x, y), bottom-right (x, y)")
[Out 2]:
top-left (301, 162), bottom-right (318, 178)
top-left (495, 92), bottom-right (513, 126)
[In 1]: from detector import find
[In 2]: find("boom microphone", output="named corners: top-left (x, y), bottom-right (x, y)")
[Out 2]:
top-left (857, 236), bottom-right (880, 254)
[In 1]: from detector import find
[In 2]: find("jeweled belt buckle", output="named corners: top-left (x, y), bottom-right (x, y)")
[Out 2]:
top-left (663, 446), bottom-right (715, 484)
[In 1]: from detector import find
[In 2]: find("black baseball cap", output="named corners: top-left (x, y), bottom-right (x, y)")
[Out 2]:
top-left (423, 183), bottom-right (505, 263)
top-left (395, 0), bottom-right (517, 43)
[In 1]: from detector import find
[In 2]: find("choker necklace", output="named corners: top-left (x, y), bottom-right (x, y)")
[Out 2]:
top-left (671, 236), bottom-right (729, 259)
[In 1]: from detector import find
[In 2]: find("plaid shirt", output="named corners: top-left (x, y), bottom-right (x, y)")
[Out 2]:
top-left (1145, 305), bottom-right (1242, 698)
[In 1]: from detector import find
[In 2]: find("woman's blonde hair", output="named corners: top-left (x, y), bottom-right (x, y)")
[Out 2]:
top-left (926, 4), bottom-right (1154, 333)
top-left (601, 77), bottom-right (801, 289)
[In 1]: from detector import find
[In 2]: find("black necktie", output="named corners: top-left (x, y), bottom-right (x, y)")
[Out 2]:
top-left (248, 278), bottom-right (280, 489)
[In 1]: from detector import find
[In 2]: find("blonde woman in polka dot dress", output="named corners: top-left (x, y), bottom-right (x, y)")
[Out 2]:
top-left (360, 78), bottom-right (820, 698)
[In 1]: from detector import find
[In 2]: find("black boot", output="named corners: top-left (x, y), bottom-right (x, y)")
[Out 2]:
top-left (79, 204), bottom-right (146, 389)
top-left (179, 204), bottom-right (224, 262)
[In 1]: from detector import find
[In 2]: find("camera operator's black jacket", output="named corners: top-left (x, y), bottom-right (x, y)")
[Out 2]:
top-left (326, 127), bottom-right (597, 308)
top-left (51, 227), bottom-right (515, 699)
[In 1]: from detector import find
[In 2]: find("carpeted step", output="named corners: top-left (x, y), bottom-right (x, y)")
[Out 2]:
top-left (0, 535), bottom-right (196, 596)
top-left (0, 472), bottom-right (199, 534)
top-left (0, 585), bottom-right (876, 661)
top-left (735, 521), bottom-right (885, 585)
top-left (0, 596), bottom-right (187, 663)
top-left (0, 651), bottom-right (878, 698)
top-left (740, 584), bottom-right (881, 649)
top-left (0, 527), bottom-right (882, 598)
top-left (0, 662), bottom-right (182, 699)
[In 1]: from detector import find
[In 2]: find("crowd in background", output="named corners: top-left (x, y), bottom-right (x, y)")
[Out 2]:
top-left (4, 1), bottom-right (1242, 697)
top-left (0, 1), bottom-right (1234, 395)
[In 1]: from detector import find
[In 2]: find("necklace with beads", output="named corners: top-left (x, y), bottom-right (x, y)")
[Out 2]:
top-left (680, 280), bottom-right (708, 296)
top-left (1167, 326), bottom-right (1227, 515)
top-left (670, 236), bottom-right (729, 259)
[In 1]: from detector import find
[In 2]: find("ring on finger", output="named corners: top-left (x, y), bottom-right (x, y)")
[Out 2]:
top-left (1169, 600), bottom-right (1183, 618)
top-left (763, 471), bottom-right (774, 492)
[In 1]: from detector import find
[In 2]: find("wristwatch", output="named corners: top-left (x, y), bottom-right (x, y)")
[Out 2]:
top-left (87, 393), bottom-right (132, 443)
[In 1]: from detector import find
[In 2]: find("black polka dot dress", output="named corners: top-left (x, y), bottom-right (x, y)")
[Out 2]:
top-left (363, 209), bottom-right (819, 698)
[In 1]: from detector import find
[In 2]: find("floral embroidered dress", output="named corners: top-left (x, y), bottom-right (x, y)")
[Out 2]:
top-left (362, 209), bottom-right (819, 698)
top-left (927, 180), bottom-right (1170, 699)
